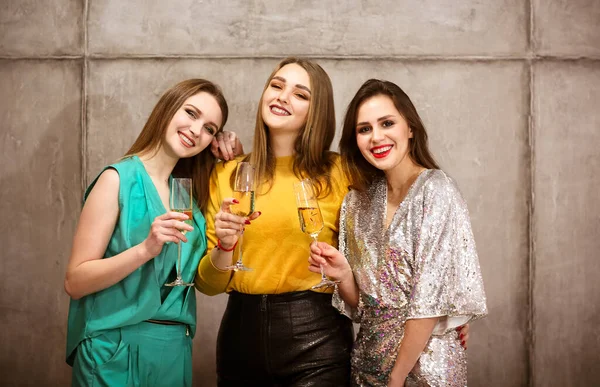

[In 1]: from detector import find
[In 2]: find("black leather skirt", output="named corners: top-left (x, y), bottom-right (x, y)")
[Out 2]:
top-left (217, 290), bottom-right (354, 387)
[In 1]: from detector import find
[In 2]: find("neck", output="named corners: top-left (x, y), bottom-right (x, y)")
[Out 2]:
top-left (269, 130), bottom-right (297, 157)
top-left (138, 147), bottom-right (178, 183)
top-left (384, 157), bottom-right (424, 197)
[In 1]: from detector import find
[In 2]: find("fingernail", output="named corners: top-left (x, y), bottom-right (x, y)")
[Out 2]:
top-left (257, 211), bottom-right (261, 216)
top-left (232, 199), bottom-right (239, 204)
top-left (244, 220), bottom-right (251, 225)
top-left (459, 333), bottom-right (464, 340)
top-left (456, 327), bottom-right (461, 332)
top-left (461, 341), bottom-right (465, 346)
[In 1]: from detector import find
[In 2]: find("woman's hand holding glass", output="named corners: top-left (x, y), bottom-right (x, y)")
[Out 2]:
top-left (141, 211), bottom-right (193, 259)
top-left (214, 198), bottom-right (247, 250)
top-left (308, 242), bottom-right (353, 284)
top-left (213, 198), bottom-right (261, 270)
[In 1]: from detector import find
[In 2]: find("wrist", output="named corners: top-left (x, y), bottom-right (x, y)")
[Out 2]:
top-left (388, 371), bottom-right (407, 385)
top-left (216, 239), bottom-right (237, 252)
top-left (338, 267), bottom-right (354, 283)
top-left (136, 242), bottom-right (155, 262)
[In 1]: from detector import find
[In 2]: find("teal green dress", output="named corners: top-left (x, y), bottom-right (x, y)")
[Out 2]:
top-left (66, 156), bottom-right (206, 387)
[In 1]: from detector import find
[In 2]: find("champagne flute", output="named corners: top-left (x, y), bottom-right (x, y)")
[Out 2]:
top-left (225, 162), bottom-right (255, 272)
top-left (294, 179), bottom-right (339, 289)
top-left (165, 178), bottom-right (195, 287)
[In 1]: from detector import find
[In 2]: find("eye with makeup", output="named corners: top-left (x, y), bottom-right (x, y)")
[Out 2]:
top-left (185, 108), bottom-right (197, 119)
top-left (295, 92), bottom-right (309, 101)
top-left (204, 125), bottom-right (216, 136)
top-left (356, 125), bottom-right (372, 134)
top-left (270, 81), bottom-right (283, 90)
top-left (381, 120), bottom-right (395, 128)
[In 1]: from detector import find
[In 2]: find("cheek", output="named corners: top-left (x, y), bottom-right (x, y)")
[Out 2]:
top-left (356, 137), bottom-right (370, 156)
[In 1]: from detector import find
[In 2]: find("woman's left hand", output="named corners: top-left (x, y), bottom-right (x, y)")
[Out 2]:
top-left (211, 130), bottom-right (244, 161)
top-left (457, 324), bottom-right (470, 350)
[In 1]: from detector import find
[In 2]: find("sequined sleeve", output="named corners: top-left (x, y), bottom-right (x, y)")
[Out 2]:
top-left (407, 172), bottom-right (487, 334)
top-left (332, 195), bottom-right (361, 322)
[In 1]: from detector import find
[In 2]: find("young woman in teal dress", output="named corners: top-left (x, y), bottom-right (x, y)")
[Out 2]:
top-left (64, 79), bottom-right (240, 387)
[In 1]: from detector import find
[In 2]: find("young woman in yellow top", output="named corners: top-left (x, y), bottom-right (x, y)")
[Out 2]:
top-left (195, 57), bottom-right (354, 386)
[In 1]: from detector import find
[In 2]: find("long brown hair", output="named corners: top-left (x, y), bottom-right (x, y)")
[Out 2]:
top-left (235, 57), bottom-right (336, 197)
top-left (125, 79), bottom-right (229, 213)
top-left (340, 79), bottom-right (439, 191)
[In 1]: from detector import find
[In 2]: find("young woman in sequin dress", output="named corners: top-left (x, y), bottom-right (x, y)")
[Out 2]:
top-left (308, 79), bottom-right (488, 386)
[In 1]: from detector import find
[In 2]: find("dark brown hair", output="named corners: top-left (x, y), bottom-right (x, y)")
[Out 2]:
top-left (340, 79), bottom-right (439, 191)
top-left (235, 57), bottom-right (336, 197)
top-left (125, 79), bottom-right (229, 213)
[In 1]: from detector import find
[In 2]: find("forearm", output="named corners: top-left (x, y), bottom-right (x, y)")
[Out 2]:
top-left (195, 247), bottom-right (234, 295)
top-left (337, 270), bottom-right (360, 308)
top-left (65, 243), bottom-right (153, 300)
top-left (388, 317), bottom-right (439, 384)
top-left (210, 244), bottom-right (236, 271)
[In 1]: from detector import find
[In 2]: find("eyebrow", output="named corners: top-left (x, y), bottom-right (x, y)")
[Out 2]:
top-left (356, 115), bottom-right (396, 127)
top-left (185, 104), bottom-right (219, 130)
top-left (272, 76), bottom-right (311, 94)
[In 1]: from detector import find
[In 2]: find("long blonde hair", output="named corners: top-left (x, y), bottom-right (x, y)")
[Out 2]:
top-left (125, 79), bottom-right (229, 213)
top-left (235, 57), bottom-right (336, 197)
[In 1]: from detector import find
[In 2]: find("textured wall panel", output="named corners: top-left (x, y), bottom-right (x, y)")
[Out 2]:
top-left (0, 60), bottom-right (82, 385)
top-left (533, 0), bottom-right (600, 57)
top-left (533, 61), bottom-right (600, 386)
top-left (88, 0), bottom-right (527, 56)
top-left (0, 0), bottom-right (83, 56)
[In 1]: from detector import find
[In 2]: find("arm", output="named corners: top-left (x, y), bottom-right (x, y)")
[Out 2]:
top-left (64, 169), bottom-right (191, 300)
top-left (308, 242), bottom-right (359, 308)
top-left (387, 317), bottom-right (439, 386)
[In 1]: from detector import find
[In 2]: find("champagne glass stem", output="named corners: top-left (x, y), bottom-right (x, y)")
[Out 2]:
top-left (236, 230), bottom-right (244, 266)
top-left (312, 235), bottom-right (327, 282)
top-left (176, 240), bottom-right (182, 280)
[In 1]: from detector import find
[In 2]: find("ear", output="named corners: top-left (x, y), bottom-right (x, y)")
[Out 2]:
top-left (409, 127), bottom-right (414, 139)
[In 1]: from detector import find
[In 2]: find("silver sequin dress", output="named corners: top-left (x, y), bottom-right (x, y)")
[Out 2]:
top-left (333, 170), bottom-right (487, 387)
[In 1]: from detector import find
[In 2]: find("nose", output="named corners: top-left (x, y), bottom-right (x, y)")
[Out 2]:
top-left (277, 88), bottom-right (290, 104)
top-left (372, 126), bottom-right (385, 142)
top-left (188, 121), bottom-right (202, 138)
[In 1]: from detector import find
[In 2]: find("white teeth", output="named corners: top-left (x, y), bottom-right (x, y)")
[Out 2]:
top-left (271, 106), bottom-right (290, 115)
top-left (372, 145), bottom-right (392, 154)
top-left (179, 133), bottom-right (193, 146)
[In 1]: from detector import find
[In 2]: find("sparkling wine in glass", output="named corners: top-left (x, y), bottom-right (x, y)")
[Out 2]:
top-left (294, 179), bottom-right (339, 289)
top-left (225, 162), bottom-right (255, 272)
top-left (165, 177), bottom-right (195, 287)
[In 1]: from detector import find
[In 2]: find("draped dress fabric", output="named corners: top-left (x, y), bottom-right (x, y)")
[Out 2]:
top-left (333, 170), bottom-right (487, 386)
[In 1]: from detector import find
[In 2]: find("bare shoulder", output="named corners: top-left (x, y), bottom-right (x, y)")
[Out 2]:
top-left (86, 168), bottom-right (120, 204)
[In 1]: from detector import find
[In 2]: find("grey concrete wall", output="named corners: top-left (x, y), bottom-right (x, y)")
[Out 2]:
top-left (1, 0), bottom-right (598, 386)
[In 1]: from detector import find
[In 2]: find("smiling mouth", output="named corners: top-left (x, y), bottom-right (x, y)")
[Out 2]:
top-left (178, 132), bottom-right (195, 147)
top-left (371, 145), bottom-right (392, 158)
top-left (270, 105), bottom-right (291, 116)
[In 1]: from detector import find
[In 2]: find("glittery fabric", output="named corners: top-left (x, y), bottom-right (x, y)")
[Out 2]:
top-left (333, 170), bottom-right (487, 386)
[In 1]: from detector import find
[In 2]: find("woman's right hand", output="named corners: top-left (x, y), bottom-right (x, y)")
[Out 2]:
top-left (214, 198), bottom-right (261, 250)
top-left (308, 242), bottom-right (353, 282)
top-left (142, 211), bottom-right (193, 258)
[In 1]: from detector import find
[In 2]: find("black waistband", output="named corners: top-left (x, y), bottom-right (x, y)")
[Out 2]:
top-left (145, 319), bottom-right (184, 326)
top-left (228, 290), bottom-right (332, 304)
